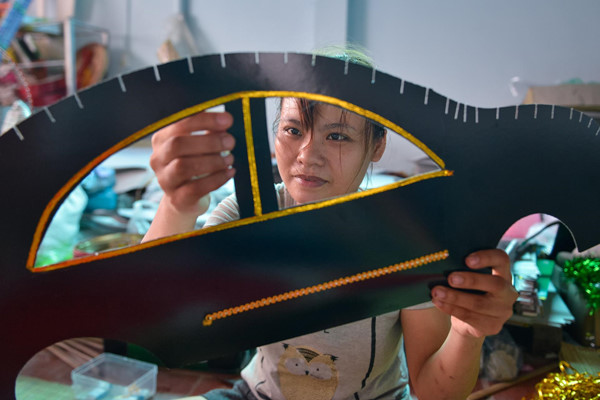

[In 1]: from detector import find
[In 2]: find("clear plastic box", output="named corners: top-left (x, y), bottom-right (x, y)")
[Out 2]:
top-left (71, 353), bottom-right (157, 400)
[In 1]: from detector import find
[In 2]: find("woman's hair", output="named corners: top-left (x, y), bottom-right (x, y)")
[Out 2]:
top-left (284, 98), bottom-right (386, 156)
top-left (313, 43), bottom-right (376, 68)
top-left (272, 45), bottom-right (386, 190)
top-left (273, 43), bottom-right (385, 149)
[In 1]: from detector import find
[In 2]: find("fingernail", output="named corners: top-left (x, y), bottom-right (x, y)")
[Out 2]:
top-left (222, 134), bottom-right (235, 149)
top-left (216, 112), bottom-right (232, 126)
top-left (226, 167), bottom-right (236, 178)
top-left (223, 154), bottom-right (234, 166)
top-left (466, 254), bottom-right (480, 267)
top-left (450, 274), bottom-right (464, 285)
top-left (434, 288), bottom-right (447, 299)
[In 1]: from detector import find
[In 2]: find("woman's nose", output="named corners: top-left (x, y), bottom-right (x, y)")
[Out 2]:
top-left (297, 134), bottom-right (325, 166)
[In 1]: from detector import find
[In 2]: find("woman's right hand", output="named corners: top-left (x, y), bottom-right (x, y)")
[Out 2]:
top-left (148, 111), bottom-right (236, 220)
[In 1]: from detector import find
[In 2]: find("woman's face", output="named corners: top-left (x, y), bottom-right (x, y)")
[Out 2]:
top-left (275, 99), bottom-right (385, 205)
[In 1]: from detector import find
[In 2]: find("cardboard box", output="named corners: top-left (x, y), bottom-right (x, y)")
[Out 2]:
top-left (523, 84), bottom-right (600, 111)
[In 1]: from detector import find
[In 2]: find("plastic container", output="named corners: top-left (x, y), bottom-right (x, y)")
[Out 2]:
top-left (71, 353), bottom-right (157, 400)
top-left (536, 259), bottom-right (555, 300)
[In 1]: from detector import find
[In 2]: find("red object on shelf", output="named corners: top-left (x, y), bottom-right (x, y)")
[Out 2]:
top-left (17, 73), bottom-right (66, 107)
top-left (15, 43), bottom-right (108, 107)
top-left (76, 42), bottom-right (108, 89)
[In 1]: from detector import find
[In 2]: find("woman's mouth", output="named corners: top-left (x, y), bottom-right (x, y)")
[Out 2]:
top-left (293, 174), bottom-right (328, 188)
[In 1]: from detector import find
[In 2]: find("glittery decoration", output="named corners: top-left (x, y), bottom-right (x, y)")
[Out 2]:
top-left (28, 90), bottom-right (448, 272)
top-left (203, 250), bottom-right (449, 326)
top-left (242, 97), bottom-right (263, 216)
top-left (563, 257), bottom-right (600, 315)
top-left (526, 361), bottom-right (600, 399)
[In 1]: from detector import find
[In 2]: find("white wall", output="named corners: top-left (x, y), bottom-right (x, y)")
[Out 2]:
top-left (70, 0), bottom-right (347, 76)
top-left (357, 0), bottom-right (600, 107)
top-left (27, 0), bottom-right (600, 174)
top-left (59, 0), bottom-right (600, 108)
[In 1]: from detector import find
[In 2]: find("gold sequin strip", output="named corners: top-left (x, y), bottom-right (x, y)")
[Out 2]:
top-left (529, 361), bottom-right (600, 399)
top-left (203, 249), bottom-right (449, 326)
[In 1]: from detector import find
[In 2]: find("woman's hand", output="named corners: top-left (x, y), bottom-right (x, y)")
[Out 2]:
top-left (142, 111), bottom-right (236, 242)
top-left (149, 111), bottom-right (236, 217)
top-left (430, 249), bottom-right (518, 338)
top-left (403, 249), bottom-right (518, 399)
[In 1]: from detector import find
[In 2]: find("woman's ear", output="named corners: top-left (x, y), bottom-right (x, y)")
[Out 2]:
top-left (370, 130), bottom-right (387, 162)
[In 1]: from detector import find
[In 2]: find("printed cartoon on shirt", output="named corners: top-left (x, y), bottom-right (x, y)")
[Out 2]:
top-left (277, 343), bottom-right (339, 400)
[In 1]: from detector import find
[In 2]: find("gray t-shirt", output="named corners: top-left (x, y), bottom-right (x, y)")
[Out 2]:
top-left (204, 184), bottom-right (414, 400)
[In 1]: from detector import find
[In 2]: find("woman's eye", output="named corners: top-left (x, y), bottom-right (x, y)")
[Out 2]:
top-left (327, 133), bottom-right (349, 141)
top-left (285, 127), bottom-right (301, 136)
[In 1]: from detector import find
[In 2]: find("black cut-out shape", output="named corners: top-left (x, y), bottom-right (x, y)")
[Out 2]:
top-left (1, 52), bottom-right (598, 397)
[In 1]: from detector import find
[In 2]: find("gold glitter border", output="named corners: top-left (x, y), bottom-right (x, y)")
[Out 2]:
top-left (29, 91), bottom-right (449, 271)
top-left (203, 250), bottom-right (449, 326)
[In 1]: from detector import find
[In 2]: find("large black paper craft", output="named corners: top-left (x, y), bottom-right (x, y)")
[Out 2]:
top-left (1, 52), bottom-right (598, 396)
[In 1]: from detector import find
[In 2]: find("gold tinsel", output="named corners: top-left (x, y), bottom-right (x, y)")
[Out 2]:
top-left (525, 361), bottom-right (600, 399)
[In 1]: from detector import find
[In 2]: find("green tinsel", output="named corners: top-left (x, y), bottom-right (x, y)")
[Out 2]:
top-left (563, 257), bottom-right (600, 315)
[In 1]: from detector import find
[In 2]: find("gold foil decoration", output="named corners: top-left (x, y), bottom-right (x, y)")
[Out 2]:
top-left (527, 361), bottom-right (600, 399)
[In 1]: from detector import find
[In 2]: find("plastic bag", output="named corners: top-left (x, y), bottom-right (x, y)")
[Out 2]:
top-left (480, 328), bottom-right (523, 381)
top-left (36, 185), bottom-right (88, 267)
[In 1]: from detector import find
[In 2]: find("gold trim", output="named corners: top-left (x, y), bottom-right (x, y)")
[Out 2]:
top-left (32, 170), bottom-right (452, 273)
top-left (29, 91), bottom-right (448, 271)
top-left (250, 91), bottom-right (445, 169)
top-left (27, 95), bottom-right (237, 269)
top-left (243, 97), bottom-right (263, 216)
top-left (203, 249), bottom-right (450, 326)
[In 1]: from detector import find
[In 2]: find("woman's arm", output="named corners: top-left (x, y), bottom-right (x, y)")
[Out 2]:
top-left (142, 111), bottom-right (236, 242)
top-left (402, 249), bottom-right (518, 400)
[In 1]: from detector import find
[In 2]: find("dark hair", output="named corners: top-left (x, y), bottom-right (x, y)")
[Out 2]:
top-left (273, 97), bottom-right (386, 193)
top-left (279, 44), bottom-right (386, 153)
top-left (285, 98), bottom-right (385, 155)
top-left (273, 45), bottom-right (387, 191)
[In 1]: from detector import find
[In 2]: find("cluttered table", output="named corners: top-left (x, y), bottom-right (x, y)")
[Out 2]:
top-left (468, 341), bottom-right (599, 400)
top-left (15, 337), bottom-right (599, 400)
top-left (16, 338), bottom-right (239, 399)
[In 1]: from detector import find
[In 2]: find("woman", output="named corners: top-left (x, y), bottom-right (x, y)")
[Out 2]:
top-left (143, 94), bottom-right (517, 399)
top-left (203, 98), bottom-right (387, 227)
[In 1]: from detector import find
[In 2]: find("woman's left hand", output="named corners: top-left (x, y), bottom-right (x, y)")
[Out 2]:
top-left (431, 249), bottom-right (519, 338)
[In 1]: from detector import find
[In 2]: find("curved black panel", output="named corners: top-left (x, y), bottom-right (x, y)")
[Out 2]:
top-left (1, 53), bottom-right (598, 397)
